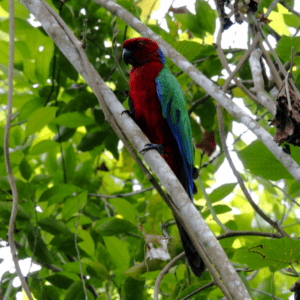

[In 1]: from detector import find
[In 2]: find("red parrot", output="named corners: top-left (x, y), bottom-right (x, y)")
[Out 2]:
top-left (122, 37), bottom-right (205, 277)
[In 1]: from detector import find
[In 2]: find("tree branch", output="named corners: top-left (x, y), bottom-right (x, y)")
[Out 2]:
top-left (217, 230), bottom-right (282, 240)
top-left (154, 252), bottom-right (185, 300)
top-left (88, 186), bottom-right (154, 198)
top-left (249, 48), bottom-right (276, 116)
top-left (5, 0), bottom-right (34, 299)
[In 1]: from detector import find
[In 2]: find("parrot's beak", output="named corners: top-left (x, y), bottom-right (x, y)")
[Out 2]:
top-left (122, 48), bottom-right (131, 65)
top-left (122, 48), bottom-right (139, 66)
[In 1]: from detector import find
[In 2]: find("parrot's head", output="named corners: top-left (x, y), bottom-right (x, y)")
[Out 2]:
top-left (122, 38), bottom-right (165, 66)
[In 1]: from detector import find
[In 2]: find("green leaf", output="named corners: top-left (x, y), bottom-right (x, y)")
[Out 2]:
top-left (46, 273), bottom-right (75, 290)
top-left (202, 204), bottom-right (232, 219)
top-left (27, 227), bottom-right (54, 264)
top-left (93, 107), bottom-right (105, 126)
top-left (103, 236), bottom-right (130, 272)
top-left (118, 0), bottom-right (141, 18)
top-left (38, 217), bottom-right (71, 235)
top-left (50, 234), bottom-right (83, 257)
top-left (233, 237), bottom-right (300, 270)
top-left (276, 36), bottom-right (300, 62)
top-left (77, 131), bottom-right (107, 152)
top-left (190, 117), bottom-right (202, 144)
top-left (19, 157), bottom-right (32, 181)
top-left (35, 35), bottom-right (54, 85)
top-left (109, 198), bottom-right (138, 225)
top-left (0, 201), bottom-right (31, 220)
top-left (209, 183), bottom-right (237, 203)
top-left (0, 3), bottom-right (30, 20)
top-left (237, 140), bottom-right (293, 180)
top-left (52, 112), bottom-right (95, 128)
top-left (39, 184), bottom-right (78, 204)
top-left (64, 281), bottom-right (93, 300)
top-left (58, 52), bottom-right (78, 81)
top-left (30, 140), bottom-right (58, 155)
top-left (174, 13), bottom-right (203, 38)
top-left (64, 143), bottom-right (76, 182)
top-left (196, 98), bottom-right (216, 132)
top-left (195, 0), bottom-right (216, 35)
top-left (62, 191), bottom-right (87, 219)
top-left (43, 285), bottom-right (61, 300)
top-left (172, 41), bottom-right (212, 62)
top-left (86, 261), bottom-right (109, 280)
top-left (19, 97), bottom-right (45, 120)
top-left (62, 262), bottom-right (87, 274)
top-left (96, 217), bottom-right (136, 236)
top-left (283, 14), bottom-right (300, 28)
top-left (63, 91), bottom-right (98, 113)
top-left (166, 14), bottom-right (178, 37)
top-left (77, 227), bottom-right (95, 257)
top-left (53, 126), bottom-right (76, 142)
top-left (122, 277), bottom-right (145, 300)
top-left (177, 281), bottom-right (212, 299)
top-left (146, 194), bottom-right (167, 233)
top-left (25, 106), bottom-right (58, 137)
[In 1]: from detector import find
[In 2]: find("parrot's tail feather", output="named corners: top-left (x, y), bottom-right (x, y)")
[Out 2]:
top-left (175, 219), bottom-right (205, 277)
top-left (176, 161), bottom-right (205, 277)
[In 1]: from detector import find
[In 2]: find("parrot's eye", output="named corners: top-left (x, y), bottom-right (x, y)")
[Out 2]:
top-left (138, 42), bottom-right (144, 48)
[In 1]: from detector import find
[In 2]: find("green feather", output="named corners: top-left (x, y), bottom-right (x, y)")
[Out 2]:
top-left (155, 64), bottom-right (194, 167)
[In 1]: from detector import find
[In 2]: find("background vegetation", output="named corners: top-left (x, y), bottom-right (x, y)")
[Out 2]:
top-left (1, 0), bottom-right (300, 299)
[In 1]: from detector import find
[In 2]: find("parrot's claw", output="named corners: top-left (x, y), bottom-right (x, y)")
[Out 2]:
top-left (121, 109), bottom-right (134, 118)
top-left (140, 143), bottom-right (164, 154)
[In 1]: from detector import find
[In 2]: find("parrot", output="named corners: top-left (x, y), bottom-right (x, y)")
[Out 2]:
top-left (122, 37), bottom-right (205, 277)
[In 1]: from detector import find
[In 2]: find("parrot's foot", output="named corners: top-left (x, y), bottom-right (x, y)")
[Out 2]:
top-left (140, 143), bottom-right (164, 154)
top-left (121, 109), bottom-right (134, 118)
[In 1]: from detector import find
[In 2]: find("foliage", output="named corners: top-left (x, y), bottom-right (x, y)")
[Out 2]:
top-left (0, 0), bottom-right (300, 299)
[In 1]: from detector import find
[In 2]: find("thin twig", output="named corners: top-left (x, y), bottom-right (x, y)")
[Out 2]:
top-left (255, 17), bottom-right (300, 100)
top-left (269, 183), bottom-right (300, 207)
top-left (154, 252), bottom-right (185, 300)
top-left (3, 280), bottom-right (13, 300)
top-left (198, 176), bottom-right (227, 232)
top-left (5, 0), bottom-right (33, 299)
top-left (217, 230), bottom-right (282, 240)
top-left (88, 186), bottom-right (154, 198)
top-left (251, 288), bottom-right (285, 300)
top-left (222, 32), bottom-right (261, 92)
top-left (217, 103), bottom-right (288, 237)
top-left (279, 1), bottom-right (300, 18)
top-left (216, 24), bottom-right (289, 238)
top-left (180, 281), bottom-right (215, 300)
top-left (285, 73), bottom-right (292, 111)
top-left (265, 0), bottom-right (280, 18)
top-left (258, 40), bottom-right (282, 89)
top-left (75, 201), bottom-right (88, 300)
top-left (216, 28), bottom-right (263, 108)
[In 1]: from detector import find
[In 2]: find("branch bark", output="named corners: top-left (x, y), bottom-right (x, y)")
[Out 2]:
top-left (19, 0), bottom-right (251, 299)
top-left (5, 1), bottom-right (33, 299)
top-left (249, 49), bottom-right (276, 116)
